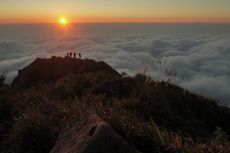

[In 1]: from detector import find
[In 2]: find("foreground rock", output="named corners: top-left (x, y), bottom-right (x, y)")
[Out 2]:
top-left (50, 113), bottom-right (140, 153)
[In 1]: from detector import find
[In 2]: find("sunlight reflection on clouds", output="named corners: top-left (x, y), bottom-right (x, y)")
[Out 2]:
top-left (0, 34), bottom-right (230, 106)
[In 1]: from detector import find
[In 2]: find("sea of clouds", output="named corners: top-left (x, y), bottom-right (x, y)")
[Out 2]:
top-left (0, 29), bottom-right (230, 106)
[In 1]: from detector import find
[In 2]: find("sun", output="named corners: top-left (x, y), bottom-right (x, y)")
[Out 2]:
top-left (58, 16), bottom-right (69, 26)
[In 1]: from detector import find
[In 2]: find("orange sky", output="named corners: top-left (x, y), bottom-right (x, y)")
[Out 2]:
top-left (1, 0), bottom-right (230, 23)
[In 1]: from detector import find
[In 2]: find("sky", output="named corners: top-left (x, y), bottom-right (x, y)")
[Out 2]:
top-left (0, 0), bottom-right (230, 23)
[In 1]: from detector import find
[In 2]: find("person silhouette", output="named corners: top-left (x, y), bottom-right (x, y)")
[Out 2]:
top-left (78, 53), bottom-right (82, 59)
top-left (74, 52), bottom-right (76, 58)
top-left (70, 52), bottom-right (72, 58)
top-left (67, 53), bottom-right (69, 58)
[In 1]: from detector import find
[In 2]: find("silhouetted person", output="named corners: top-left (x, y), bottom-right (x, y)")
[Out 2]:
top-left (70, 52), bottom-right (72, 58)
top-left (79, 53), bottom-right (82, 59)
top-left (74, 52), bottom-right (76, 58)
top-left (67, 53), bottom-right (69, 58)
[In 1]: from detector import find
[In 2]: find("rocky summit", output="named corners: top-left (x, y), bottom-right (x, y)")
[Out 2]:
top-left (12, 56), bottom-right (121, 88)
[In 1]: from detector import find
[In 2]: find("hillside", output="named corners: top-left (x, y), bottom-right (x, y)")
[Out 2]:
top-left (0, 56), bottom-right (230, 153)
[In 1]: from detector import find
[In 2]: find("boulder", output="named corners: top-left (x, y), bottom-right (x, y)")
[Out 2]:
top-left (50, 113), bottom-right (140, 153)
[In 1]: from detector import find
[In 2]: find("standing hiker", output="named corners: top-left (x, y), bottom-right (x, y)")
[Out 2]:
top-left (78, 53), bottom-right (82, 59)
top-left (70, 52), bottom-right (72, 58)
top-left (74, 52), bottom-right (76, 58)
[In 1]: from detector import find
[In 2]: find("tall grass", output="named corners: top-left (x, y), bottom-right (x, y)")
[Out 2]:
top-left (0, 75), bottom-right (229, 153)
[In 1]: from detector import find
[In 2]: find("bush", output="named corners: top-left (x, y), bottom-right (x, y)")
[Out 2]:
top-left (11, 112), bottom-right (57, 153)
top-left (213, 127), bottom-right (229, 144)
top-left (0, 101), bottom-right (13, 122)
top-left (0, 74), bottom-right (5, 87)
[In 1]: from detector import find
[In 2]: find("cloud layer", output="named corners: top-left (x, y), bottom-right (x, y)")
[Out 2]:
top-left (0, 28), bottom-right (230, 106)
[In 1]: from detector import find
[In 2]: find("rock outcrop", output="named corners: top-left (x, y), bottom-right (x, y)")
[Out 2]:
top-left (12, 56), bottom-right (121, 88)
top-left (50, 113), bottom-right (140, 153)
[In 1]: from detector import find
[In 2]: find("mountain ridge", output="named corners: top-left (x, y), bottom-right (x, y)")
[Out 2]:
top-left (0, 56), bottom-right (230, 153)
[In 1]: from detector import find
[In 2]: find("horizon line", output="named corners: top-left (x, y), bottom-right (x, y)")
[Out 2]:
top-left (1, 21), bottom-right (230, 25)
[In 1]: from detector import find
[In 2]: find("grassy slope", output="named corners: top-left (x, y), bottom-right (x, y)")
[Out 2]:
top-left (0, 57), bottom-right (230, 153)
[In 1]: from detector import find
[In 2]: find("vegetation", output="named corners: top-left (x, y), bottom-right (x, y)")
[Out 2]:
top-left (213, 127), bottom-right (229, 144)
top-left (0, 57), bottom-right (230, 153)
top-left (0, 74), bottom-right (5, 87)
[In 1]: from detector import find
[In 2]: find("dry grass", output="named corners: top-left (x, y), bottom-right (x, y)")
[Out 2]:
top-left (0, 76), bottom-right (230, 153)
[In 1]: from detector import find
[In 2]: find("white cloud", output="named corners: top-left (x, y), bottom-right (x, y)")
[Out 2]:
top-left (0, 32), bottom-right (229, 106)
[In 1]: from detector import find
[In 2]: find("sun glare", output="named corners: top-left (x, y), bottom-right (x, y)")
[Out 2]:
top-left (58, 16), bottom-right (69, 26)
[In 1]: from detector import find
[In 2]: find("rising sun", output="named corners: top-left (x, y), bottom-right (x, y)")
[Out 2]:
top-left (58, 16), bottom-right (69, 26)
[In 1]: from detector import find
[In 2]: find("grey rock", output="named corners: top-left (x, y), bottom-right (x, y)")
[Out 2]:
top-left (50, 113), bottom-right (141, 153)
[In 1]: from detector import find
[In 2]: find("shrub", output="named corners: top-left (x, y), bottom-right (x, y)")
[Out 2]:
top-left (213, 127), bottom-right (229, 144)
top-left (0, 74), bottom-right (5, 87)
top-left (0, 101), bottom-right (13, 122)
top-left (10, 110), bottom-right (57, 153)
